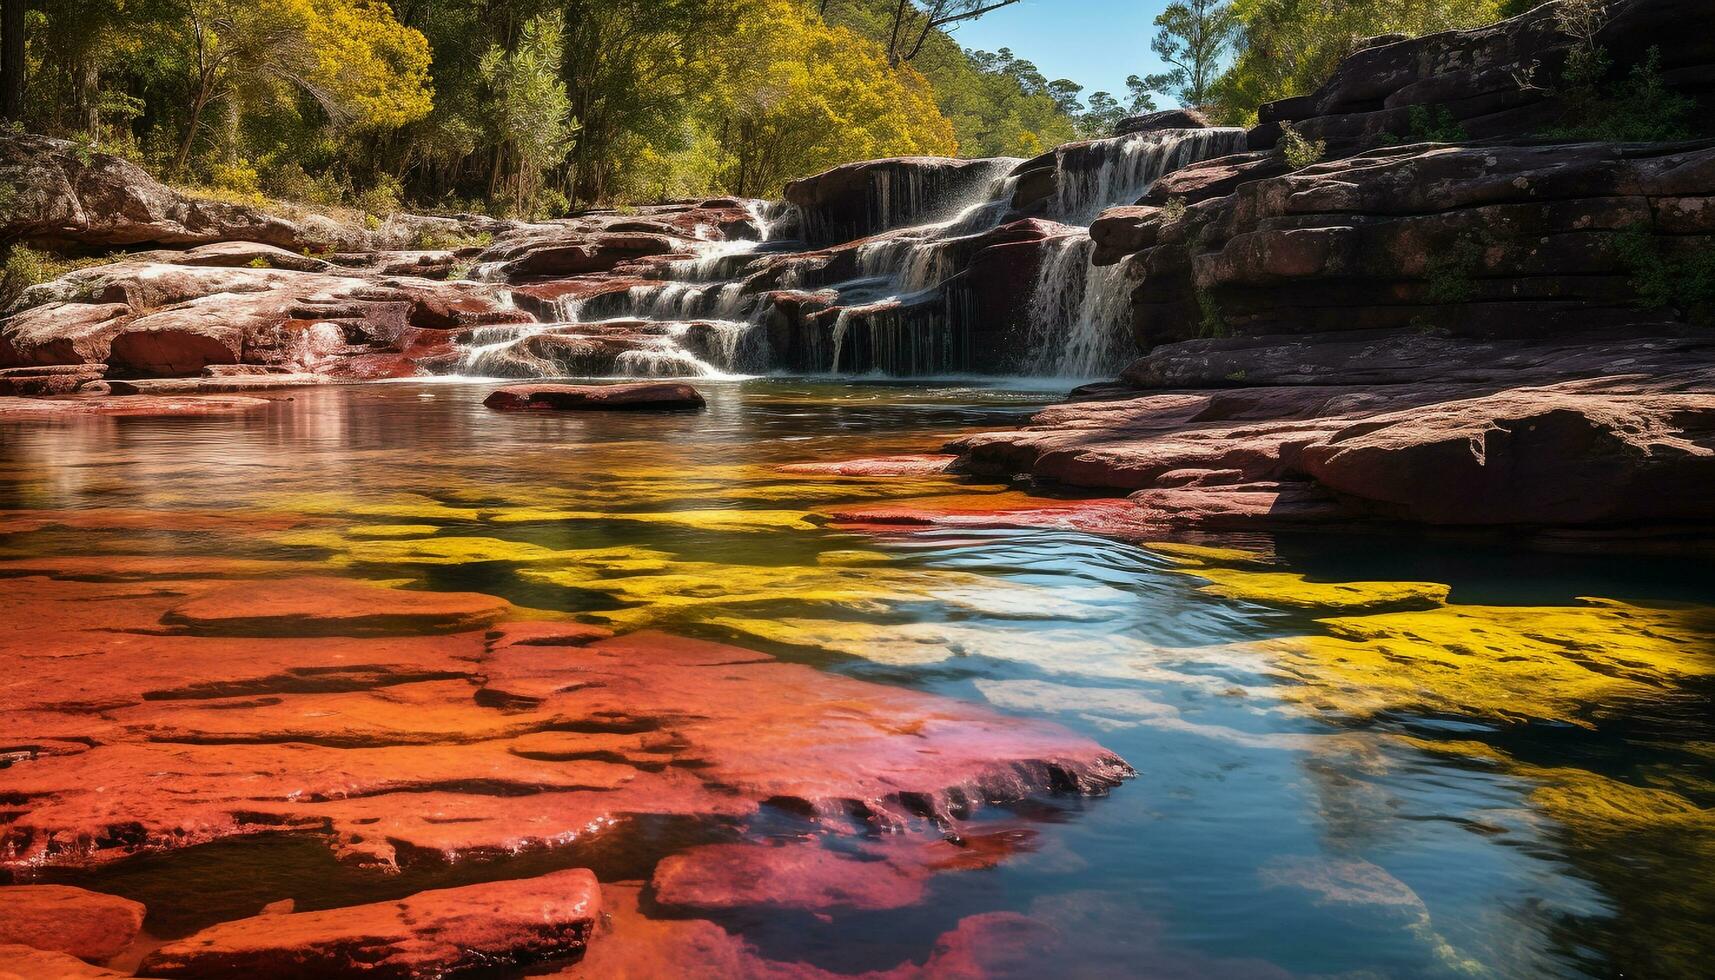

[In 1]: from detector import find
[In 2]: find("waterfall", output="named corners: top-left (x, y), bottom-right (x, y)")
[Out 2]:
top-left (1024, 235), bottom-right (1137, 377)
top-left (1052, 128), bottom-right (1249, 226)
top-left (444, 130), bottom-right (1246, 381)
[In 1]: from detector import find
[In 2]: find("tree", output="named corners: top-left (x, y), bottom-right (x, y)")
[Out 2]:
top-left (1078, 91), bottom-right (1129, 138)
top-left (1, 0), bottom-right (23, 123)
top-left (478, 11), bottom-right (577, 211)
top-left (164, 0), bottom-right (432, 175)
top-left (1141, 0), bottom-right (1238, 112)
top-left (878, 0), bottom-right (1022, 66)
top-left (1124, 74), bottom-right (1158, 113)
top-left (698, 0), bottom-right (955, 196)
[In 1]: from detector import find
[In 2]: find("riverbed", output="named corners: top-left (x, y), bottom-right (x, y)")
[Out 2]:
top-left (3, 379), bottom-right (1712, 978)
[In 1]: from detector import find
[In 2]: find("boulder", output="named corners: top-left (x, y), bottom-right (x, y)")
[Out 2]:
top-left (136, 869), bottom-right (600, 978)
top-left (783, 156), bottom-right (1020, 246)
top-left (483, 382), bottom-right (707, 411)
top-left (0, 945), bottom-right (125, 979)
top-left (1257, 0), bottom-right (1715, 155)
top-left (0, 134), bottom-right (305, 250)
top-left (1299, 390), bottom-right (1715, 524)
top-left (0, 885), bottom-right (145, 962)
top-left (1114, 108), bottom-right (1212, 136)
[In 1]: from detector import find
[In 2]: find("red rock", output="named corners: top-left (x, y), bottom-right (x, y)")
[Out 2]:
top-left (0, 303), bottom-right (134, 367)
top-left (1298, 390), bottom-right (1715, 525)
top-left (651, 831), bottom-right (1034, 914)
top-left (137, 868), bottom-right (600, 978)
top-left (0, 394), bottom-right (273, 419)
top-left (160, 576), bottom-right (512, 636)
top-left (1, 568), bottom-right (1129, 871)
top-left (0, 945), bottom-right (126, 978)
top-left (0, 364), bottom-right (106, 396)
top-left (0, 885), bottom-right (145, 962)
top-left (776, 454), bottom-right (955, 476)
top-left (484, 382), bottom-right (706, 412)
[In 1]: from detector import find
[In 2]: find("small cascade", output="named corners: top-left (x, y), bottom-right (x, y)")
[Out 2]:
top-left (1052, 128), bottom-right (1249, 226)
top-left (1024, 235), bottom-right (1135, 377)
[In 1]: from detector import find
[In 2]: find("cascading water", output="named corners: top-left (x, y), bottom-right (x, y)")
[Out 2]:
top-left (448, 129), bottom-right (1245, 382)
top-left (1022, 128), bottom-right (1249, 377)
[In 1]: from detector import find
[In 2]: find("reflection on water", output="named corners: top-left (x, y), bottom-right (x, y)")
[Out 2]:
top-left (2, 380), bottom-right (1713, 978)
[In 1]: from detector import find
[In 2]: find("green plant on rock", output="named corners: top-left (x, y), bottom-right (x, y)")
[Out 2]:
top-left (1615, 224), bottom-right (1715, 325)
top-left (1425, 234), bottom-right (1488, 303)
top-left (1197, 287), bottom-right (1230, 338)
top-left (1407, 105), bottom-right (1468, 142)
top-left (1536, 0), bottom-right (1697, 142)
top-left (1161, 196), bottom-right (1189, 222)
top-left (0, 247), bottom-right (113, 312)
top-left (248, 256), bottom-right (271, 269)
top-left (1280, 122), bottom-right (1326, 169)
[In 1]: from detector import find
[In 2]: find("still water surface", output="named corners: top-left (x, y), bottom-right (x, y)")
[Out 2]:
top-left (3, 380), bottom-right (1713, 978)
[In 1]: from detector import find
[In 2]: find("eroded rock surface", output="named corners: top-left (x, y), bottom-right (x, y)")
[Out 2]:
top-left (0, 885), bottom-right (144, 963)
top-left (484, 382), bottom-right (707, 412)
top-left (138, 869), bottom-right (600, 978)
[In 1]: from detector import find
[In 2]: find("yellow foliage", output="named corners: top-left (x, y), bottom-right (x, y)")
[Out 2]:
top-left (692, 0), bottom-right (958, 196)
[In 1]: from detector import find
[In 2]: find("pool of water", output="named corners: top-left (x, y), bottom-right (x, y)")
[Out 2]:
top-left (3, 379), bottom-right (1713, 978)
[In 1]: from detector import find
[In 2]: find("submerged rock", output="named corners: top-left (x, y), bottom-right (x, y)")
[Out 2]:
top-left (138, 869), bottom-right (599, 978)
top-left (484, 382), bottom-right (706, 411)
top-left (0, 885), bottom-right (144, 963)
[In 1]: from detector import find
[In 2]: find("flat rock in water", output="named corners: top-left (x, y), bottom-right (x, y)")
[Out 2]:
top-left (0, 394), bottom-right (272, 419)
top-left (0, 945), bottom-right (126, 979)
top-left (161, 576), bottom-right (511, 636)
top-left (0, 885), bottom-right (145, 962)
top-left (137, 869), bottom-right (599, 979)
top-left (484, 382), bottom-right (706, 412)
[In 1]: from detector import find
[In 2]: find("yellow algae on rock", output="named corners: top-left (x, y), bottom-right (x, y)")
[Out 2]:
top-left (269, 493), bottom-right (484, 522)
top-left (1181, 566), bottom-right (1450, 612)
top-left (488, 508), bottom-right (819, 532)
top-left (346, 525), bottom-right (442, 539)
top-left (1262, 599), bottom-right (1715, 727)
top-left (815, 550), bottom-right (893, 566)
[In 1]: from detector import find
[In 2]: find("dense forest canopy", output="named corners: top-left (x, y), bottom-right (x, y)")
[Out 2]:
top-left (0, 0), bottom-right (1521, 216)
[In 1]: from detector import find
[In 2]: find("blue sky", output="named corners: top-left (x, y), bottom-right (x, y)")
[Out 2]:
top-left (945, 0), bottom-right (1179, 108)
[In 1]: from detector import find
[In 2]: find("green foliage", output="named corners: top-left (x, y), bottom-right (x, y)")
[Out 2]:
top-left (479, 12), bottom-right (579, 214)
top-left (1425, 234), bottom-right (1488, 303)
top-left (1408, 105), bottom-right (1467, 142)
top-left (413, 228), bottom-right (494, 252)
top-left (1211, 0), bottom-right (1503, 123)
top-left (1141, 0), bottom-right (1239, 112)
top-left (1279, 122), bottom-right (1325, 168)
top-left (1196, 287), bottom-right (1230, 337)
top-left (248, 256), bottom-right (271, 269)
top-left (1615, 224), bottom-right (1715, 325)
top-left (1161, 196), bottom-right (1189, 222)
top-left (1548, 47), bottom-right (1696, 143)
top-left (1, 246), bottom-right (110, 311)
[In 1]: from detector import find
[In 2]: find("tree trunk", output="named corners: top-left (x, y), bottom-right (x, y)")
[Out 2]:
top-left (172, 78), bottom-right (214, 176)
top-left (1, 0), bottom-right (25, 123)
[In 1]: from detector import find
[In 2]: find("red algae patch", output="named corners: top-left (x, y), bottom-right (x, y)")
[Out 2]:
top-left (776, 454), bottom-right (956, 477)
top-left (0, 885), bottom-right (145, 963)
top-left (160, 576), bottom-right (512, 636)
top-left (0, 394), bottom-right (273, 419)
top-left (0, 573), bottom-right (1129, 871)
top-left (137, 868), bottom-right (599, 978)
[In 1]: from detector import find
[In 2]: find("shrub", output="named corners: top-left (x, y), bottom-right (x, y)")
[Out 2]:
top-left (0, 247), bottom-right (112, 311)
top-left (1425, 235), bottom-right (1488, 303)
top-left (1407, 105), bottom-right (1467, 142)
top-left (1615, 224), bottom-right (1715, 324)
top-left (1196, 288), bottom-right (1230, 338)
top-left (1161, 196), bottom-right (1188, 222)
top-left (1280, 122), bottom-right (1326, 169)
top-left (357, 173), bottom-right (405, 217)
top-left (208, 161), bottom-right (263, 198)
top-left (248, 256), bottom-right (271, 269)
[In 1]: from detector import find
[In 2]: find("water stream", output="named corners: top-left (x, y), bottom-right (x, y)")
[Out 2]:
top-left (4, 381), bottom-right (1711, 977)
